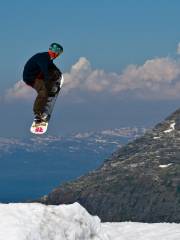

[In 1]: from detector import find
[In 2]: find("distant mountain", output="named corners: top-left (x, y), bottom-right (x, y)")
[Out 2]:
top-left (0, 127), bottom-right (145, 155)
top-left (0, 127), bottom-right (144, 202)
top-left (38, 109), bottom-right (180, 223)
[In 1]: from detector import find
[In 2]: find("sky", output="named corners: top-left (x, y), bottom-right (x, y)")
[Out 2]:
top-left (1, 0), bottom-right (180, 137)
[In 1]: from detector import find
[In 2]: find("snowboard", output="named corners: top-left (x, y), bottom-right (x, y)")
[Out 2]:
top-left (30, 75), bottom-right (64, 135)
top-left (30, 121), bottom-right (48, 135)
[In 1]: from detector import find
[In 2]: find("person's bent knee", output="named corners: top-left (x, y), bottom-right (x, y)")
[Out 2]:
top-left (38, 88), bottom-right (48, 98)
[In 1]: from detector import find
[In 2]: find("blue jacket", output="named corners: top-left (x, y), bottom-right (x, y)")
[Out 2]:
top-left (23, 52), bottom-right (60, 85)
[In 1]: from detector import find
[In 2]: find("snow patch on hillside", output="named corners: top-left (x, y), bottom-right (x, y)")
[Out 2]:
top-left (159, 163), bottom-right (173, 168)
top-left (164, 122), bottom-right (176, 133)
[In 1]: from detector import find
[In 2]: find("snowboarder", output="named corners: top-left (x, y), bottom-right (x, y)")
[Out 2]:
top-left (23, 43), bottom-right (63, 124)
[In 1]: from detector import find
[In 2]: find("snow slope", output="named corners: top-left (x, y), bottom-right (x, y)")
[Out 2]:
top-left (102, 222), bottom-right (180, 240)
top-left (0, 202), bottom-right (179, 240)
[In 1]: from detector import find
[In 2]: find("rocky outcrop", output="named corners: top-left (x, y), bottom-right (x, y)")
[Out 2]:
top-left (38, 109), bottom-right (180, 223)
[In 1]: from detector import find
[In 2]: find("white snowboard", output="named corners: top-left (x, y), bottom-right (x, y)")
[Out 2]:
top-left (30, 121), bottom-right (48, 135)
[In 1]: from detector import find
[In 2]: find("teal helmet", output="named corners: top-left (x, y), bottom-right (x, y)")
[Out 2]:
top-left (49, 43), bottom-right (63, 55)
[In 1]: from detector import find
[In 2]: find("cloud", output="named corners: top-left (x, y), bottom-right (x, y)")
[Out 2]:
top-left (63, 57), bottom-right (112, 93)
top-left (4, 43), bottom-right (180, 101)
top-left (64, 56), bottom-right (180, 99)
top-left (4, 80), bottom-right (35, 102)
top-left (112, 57), bottom-right (180, 98)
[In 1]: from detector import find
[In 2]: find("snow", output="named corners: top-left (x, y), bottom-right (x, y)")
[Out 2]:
top-left (102, 222), bottom-right (180, 240)
top-left (159, 163), bottom-right (173, 168)
top-left (0, 202), bottom-right (179, 240)
top-left (163, 122), bottom-right (176, 133)
top-left (153, 136), bottom-right (161, 139)
top-left (0, 202), bottom-right (102, 240)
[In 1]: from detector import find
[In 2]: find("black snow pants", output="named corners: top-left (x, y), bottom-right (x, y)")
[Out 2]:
top-left (32, 69), bottom-right (61, 115)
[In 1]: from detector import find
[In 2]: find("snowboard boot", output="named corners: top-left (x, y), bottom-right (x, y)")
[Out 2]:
top-left (34, 113), bottom-right (50, 123)
top-left (34, 114), bottom-right (42, 124)
top-left (41, 113), bottom-right (50, 122)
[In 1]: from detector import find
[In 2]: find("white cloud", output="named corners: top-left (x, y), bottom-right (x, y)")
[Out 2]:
top-left (63, 57), bottom-right (92, 93)
top-left (112, 57), bottom-right (180, 99)
top-left (4, 48), bottom-right (180, 101)
top-left (63, 56), bottom-right (180, 99)
top-left (63, 57), bottom-right (113, 93)
top-left (4, 80), bottom-right (35, 102)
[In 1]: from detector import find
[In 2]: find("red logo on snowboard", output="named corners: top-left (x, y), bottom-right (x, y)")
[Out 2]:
top-left (35, 127), bottom-right (43, 133)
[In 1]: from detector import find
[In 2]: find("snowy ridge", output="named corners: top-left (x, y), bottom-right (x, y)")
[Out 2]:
top-left (0, 202), bottom-right (179, 240)
top-left (0, 202), bottom-right (103, 240)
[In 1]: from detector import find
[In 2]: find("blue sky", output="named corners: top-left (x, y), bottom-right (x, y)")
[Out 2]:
top-left (1, 0), bottom-right (180, 137)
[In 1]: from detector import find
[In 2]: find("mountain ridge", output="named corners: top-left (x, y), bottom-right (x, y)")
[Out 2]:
top-left (38, 109), bottom-right (180, 223)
